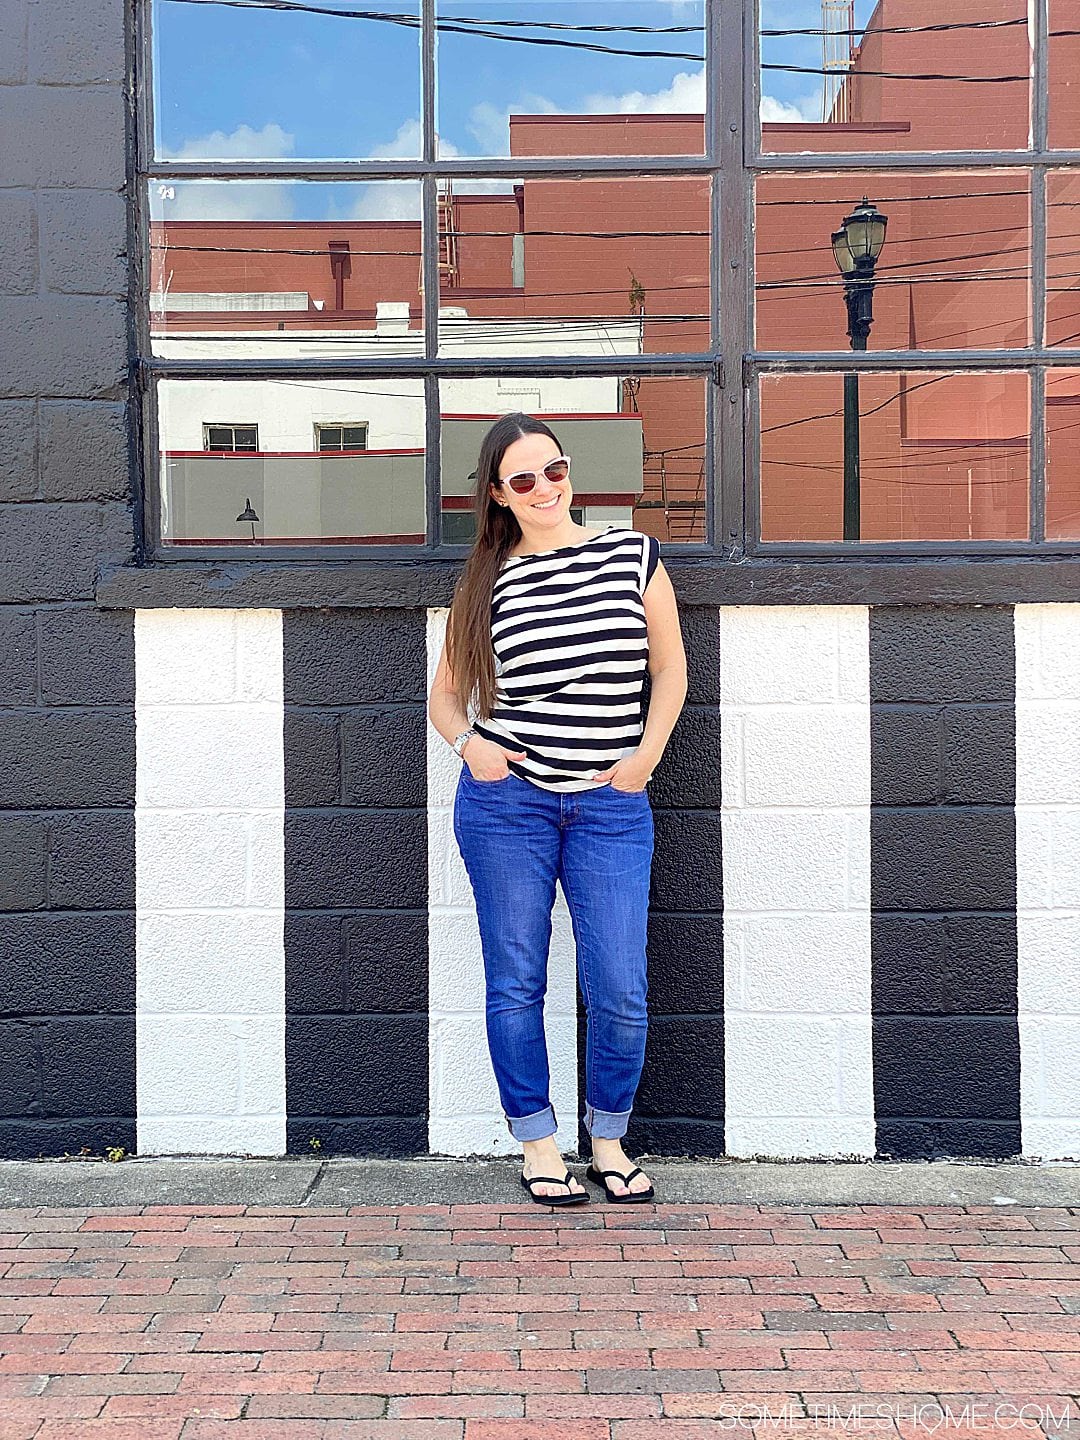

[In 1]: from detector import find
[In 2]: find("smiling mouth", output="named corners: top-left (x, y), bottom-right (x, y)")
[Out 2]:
top-left (533, 495), bottom-right (560, 510)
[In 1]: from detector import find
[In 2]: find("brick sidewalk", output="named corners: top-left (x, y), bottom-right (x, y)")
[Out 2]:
top-left (1, 1201), bottom-right (1078, 1439)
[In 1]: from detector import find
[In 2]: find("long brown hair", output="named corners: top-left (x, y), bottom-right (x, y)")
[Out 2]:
top-left (447, 411), bottom-right (564, 721)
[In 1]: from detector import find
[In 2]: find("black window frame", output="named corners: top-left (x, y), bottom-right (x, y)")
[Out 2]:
top-left (120, 0), bottom-right (1080, 605)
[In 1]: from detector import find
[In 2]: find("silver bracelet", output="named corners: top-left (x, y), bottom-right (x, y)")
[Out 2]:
top-left (451, 728), bottom-right (475, 758)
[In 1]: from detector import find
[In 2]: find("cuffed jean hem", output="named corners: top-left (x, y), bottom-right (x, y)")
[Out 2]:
top-left (505, 1105), bottom-right (557, 1142)
top-left (583, 1102), bottom-right (633, 1140)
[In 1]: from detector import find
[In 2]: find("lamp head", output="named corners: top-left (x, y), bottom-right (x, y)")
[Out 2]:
top-left (832, 197), bottom-right (888, 276)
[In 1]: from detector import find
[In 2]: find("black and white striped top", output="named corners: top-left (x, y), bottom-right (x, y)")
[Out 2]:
top-left (471, 526), bottom-right (660, 793)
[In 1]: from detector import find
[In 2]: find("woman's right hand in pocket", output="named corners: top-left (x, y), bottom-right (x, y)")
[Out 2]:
top-left (464, 735), bottom-right (526, 781)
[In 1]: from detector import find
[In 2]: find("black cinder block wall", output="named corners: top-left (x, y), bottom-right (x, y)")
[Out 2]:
top-left (0, 0), bottom-right (137, 1157)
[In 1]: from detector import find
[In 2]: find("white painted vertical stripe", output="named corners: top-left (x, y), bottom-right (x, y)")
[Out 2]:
top-left (720, 606), bottom-right (875, 1159)
top-left (135, 609), bottom-right (286, 1156)
top-left (426, 609), bottom-right (579, 1157)
top-left (1015, 604), bottom-right (1080, 1161)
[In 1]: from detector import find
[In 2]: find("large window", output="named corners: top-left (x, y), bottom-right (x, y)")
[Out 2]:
top-left (136, 0), bottom-right (1080, 559)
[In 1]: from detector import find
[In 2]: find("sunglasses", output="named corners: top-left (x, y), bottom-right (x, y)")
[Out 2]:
top-left (499, 454), bottom-right (572, 495)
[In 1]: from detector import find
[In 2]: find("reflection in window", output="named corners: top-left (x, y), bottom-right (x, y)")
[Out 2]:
top-left (440, 374), bottom-right (707, 545)
top-left (759, 371), bottom-right (1030, 543)
top-left (435, 0), bottom-right (706, 159)
top-left (204, 423), bottom-right (258, 453)
top-left (1050, 1), bottom-right (1080, 149)
top-left (437, 175), bottom-right (711, 357)
top-left (1046, 370), bottom-right (1080, 540)
top-left (1047, 170), bottom-right (1080, 347)
top-left (148, 181), bottom-right (424, 356)
top-left (316, 424), bottom-right (369, 453)
top-left (159, 381), bottom-right (426, 547)
top-left (759, 0), bottom-right (1031, 154)
top-left (755, 173), bottom-right (1031, 351)
top-left (151, 0), bottom-right (421, 161)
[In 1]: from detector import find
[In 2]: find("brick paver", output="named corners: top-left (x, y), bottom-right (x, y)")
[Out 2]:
top-left (0, 1202), bottom-right (1078, 1437)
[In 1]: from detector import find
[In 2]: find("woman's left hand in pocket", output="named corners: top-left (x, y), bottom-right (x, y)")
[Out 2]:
top-left (592, 753), bottom-right (653, 792)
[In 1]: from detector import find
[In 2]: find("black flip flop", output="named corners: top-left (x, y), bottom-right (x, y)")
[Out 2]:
top-left (585, 1163), bottom-right (655, 1203)
top-left (520, 1169), bottom-right (590, 1206)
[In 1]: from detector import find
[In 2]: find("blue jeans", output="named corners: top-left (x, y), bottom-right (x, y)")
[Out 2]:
top-left (453, 768), bottom-right (654, 1143)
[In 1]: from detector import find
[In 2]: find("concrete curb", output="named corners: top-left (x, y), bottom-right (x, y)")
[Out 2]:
top-left (1, 1155), bottom-right (1079, 1208)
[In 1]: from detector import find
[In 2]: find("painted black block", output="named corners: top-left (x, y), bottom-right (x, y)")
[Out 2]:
top-left (0, 0), bottom-right (28, 83)
top-left (284, 710), bottom-right (340, 807)
top-left (0, 401), bottom-right (37, 501)
top-left (648, 705), bottom-right (721, 810)
top-left (286, 1115), bottom-right (427, 1158)
top-left (0, 1117), bottom-right (137, 1161)
top-left (286, 1015), bottom-right (428, 1115)
top-left (872, 913), bottom-right (1018, 1015)
top-left (627, 1117), bottom-right (726, 1158)
top-left (869, 606), bottom-right (1015, 704)
top-left (650, 809), bottom-right (723, 913)
top-left (0, 914), bottom-right (134, 1013)
top-left (0, 503), bottom-right (111, 602)
top-left (341, 707), bottom-right (427, 808)
top-left (38, 400), bottom-right (128, 503)
top-left (0, 87), bottom-right (126, 190)
top-left (646, 913), bottom-right (725, 1013)
top-left (344, 912), bottom-right (428, 1012)
top-left (0, 191), bottom-right (37, 294)
top-left (635, 1016), bottom-right (725, 1117)
top-left (0, 815), bottom-right (48, 911)
top-left (0, 609), bottom-right (38, 704)
top-left (877, 1118), bottom-right (1021, 1162)
top-left (0, 1022), bottom-right (41, 1116)
top-left (38, 1017), bottom-right (135, 1116)
top-left (868, 705), bottom-right (941, 806)
top-left (29, 0), bottom-right (124, 84)
top-left (38, 607), bottom-right (134, 705)
top-left (941, 705), bottom-right (1016, 805)
top-left (0, 296), bottom-right (126, 400)
top-left (871, 810), bottom-right (1017, 912)
top-left (680, 607), bottom-right (721, 706)
top-left (39, 190), bottom-right (126, 296)
top-left (285, 810), bottom-right (426, 910)
top-left (47, 810), bottom-right (134, 908)
top-left (285, 913), bottom-right (346, 1012)
top-left (283, 609), bottom-right (427, 706)
top-left (874, 1017), bottom-right (1020, 1120)
top-left (0, 712), bottom-right (134, 806)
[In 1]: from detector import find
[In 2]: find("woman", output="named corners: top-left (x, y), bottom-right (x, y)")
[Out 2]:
top-left (428, 412), bottom-right (687, 1205)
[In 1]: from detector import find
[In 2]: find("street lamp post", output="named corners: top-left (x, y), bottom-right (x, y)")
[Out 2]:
top-left (831, 198), bottom-right (887, 541)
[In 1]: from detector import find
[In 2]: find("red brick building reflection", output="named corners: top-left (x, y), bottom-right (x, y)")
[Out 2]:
top-left (151, 0), bottom-right (1080, 544)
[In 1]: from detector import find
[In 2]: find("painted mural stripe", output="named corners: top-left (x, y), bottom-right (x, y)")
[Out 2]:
top-left (1015, 605), bottom-right (1080, 1161)
top-left (869, 606), bottom-right (1019, 1161)
top-left (720, 606), bottom-right (874, 1160)
top-left (135, 609), bottom-right (286, 1157)
top-left (624, 606), bottom-right (725, 1159)
top-left (284, 610), bottom-right (429, 1157)
top-left (426, 608), bottom-right (580, 1158)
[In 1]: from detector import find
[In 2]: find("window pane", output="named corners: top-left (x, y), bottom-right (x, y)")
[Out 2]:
top-left (157, 379), bottom-right (426, 547)
top-left (759, 0), bottom-right (1032, 155)
top-left (439, 374), bottom-right (706, 544)
top-left (758, 371), bottom-right (1030, 542)
top-left (1046, 369), bottom-right (1080, 540)
top-left (1049, 0), bottom-right (1080, 149)
top-left (755, 172), bottom-right (1031, 350)
top-left (436, 0), bottom-right (706, 159)
top-left (148, 181), bottom-right (423, 356)
top-left (437, 175), bottom-right (710, 356)
top-left (151, 0), bottom-right (421, 161)
top-left (1047, 171), bottom-right (1080, 347)
top-left (754, 172), bottom-right (1036, 351)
